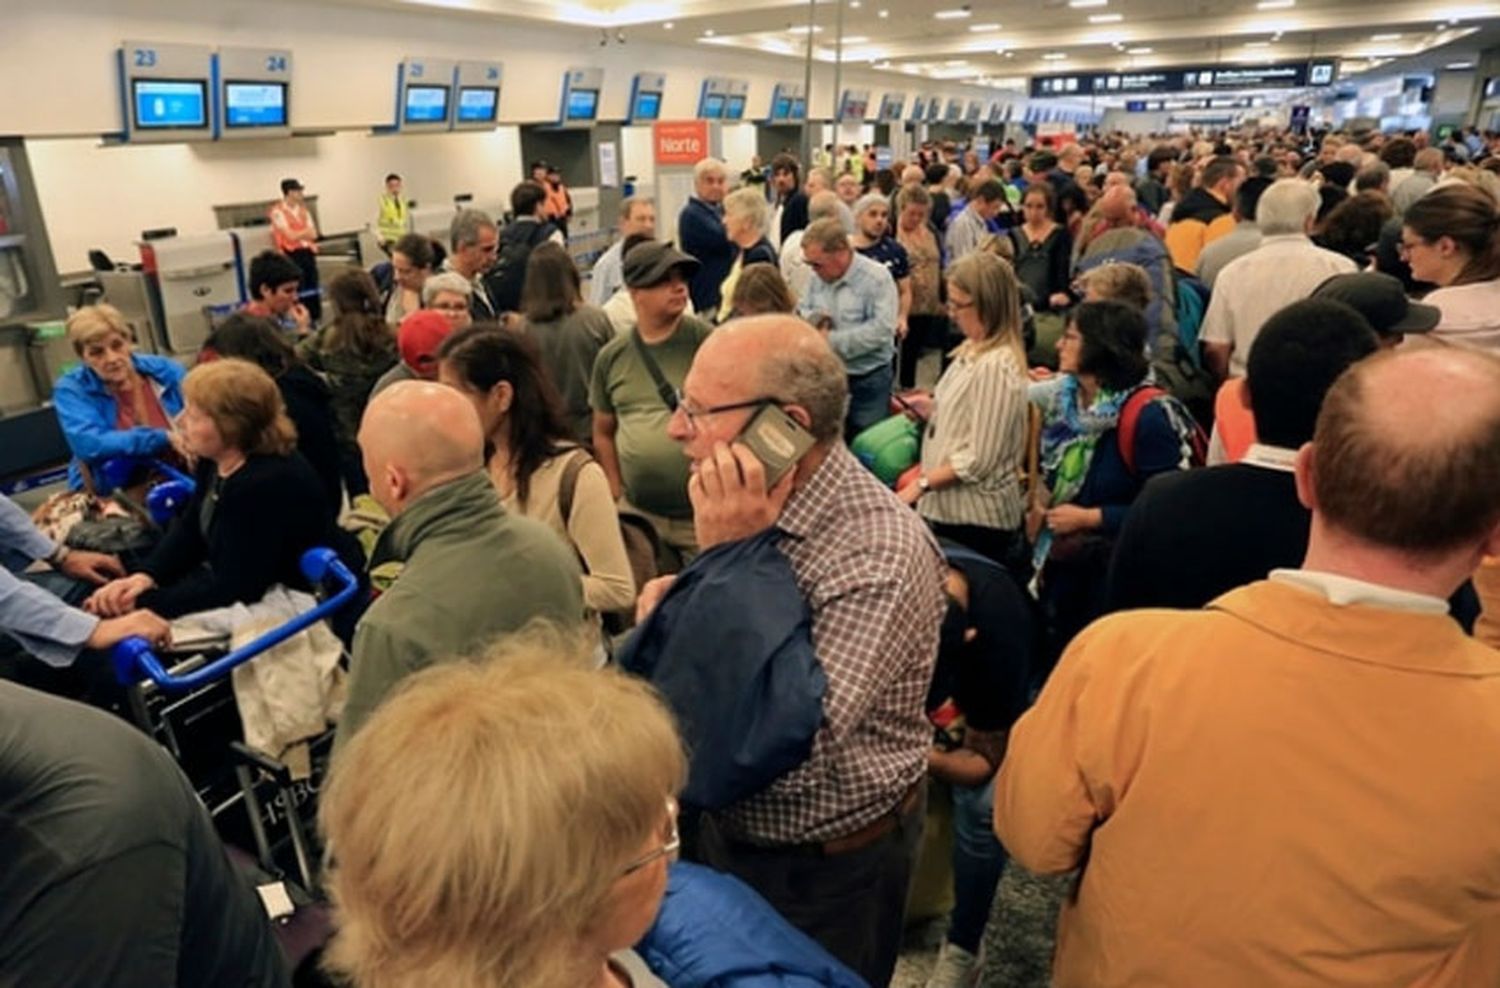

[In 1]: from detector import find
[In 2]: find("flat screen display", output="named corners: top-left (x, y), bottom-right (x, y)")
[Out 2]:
top-left (457, 86), bottom-right (499, 123)
top-left (725, 94), bottom-right (746, 120)
top-left (404, 85), bottom-right (450, 124)
top-left (565, 88), bottom-right (598, 120)
top-left (133, 79), bottom-right (208, 129)
top-left (634, 90), bottom-right (662, 120)
top-left (791, 97), bottom-right (806, 118)
top-left (773, 96), bottom-right (792, 119)
top-left (224, 81), bottom-right (288, 128)
top-left (702, 92), bottom-right (726, 118)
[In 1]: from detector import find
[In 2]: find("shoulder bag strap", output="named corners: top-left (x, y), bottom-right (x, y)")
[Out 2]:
top-left (630, 331), bottom-right (680, 411)
top-left (557, 448), bottom-right (593, 528)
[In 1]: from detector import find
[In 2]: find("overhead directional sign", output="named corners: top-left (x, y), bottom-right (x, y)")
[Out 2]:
top-left (1031, 59), bottom-right (1338, 98)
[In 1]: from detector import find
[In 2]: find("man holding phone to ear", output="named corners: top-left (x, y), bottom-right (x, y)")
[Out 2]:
top-left (650, 315), bottom-right (946, 988)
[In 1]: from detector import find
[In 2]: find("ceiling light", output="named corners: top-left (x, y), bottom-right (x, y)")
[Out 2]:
top-left (663, 21), bottom-right (674, 29)
top-left (935, 9), bottom-right (972, 19)
top-left (789, 25), bottom-right (822, 33)
top-left (970, 22), bottom-right (1001, 31)
top-left (850, 0), bottom-right (862, 6)
top-left (1004, 50), bottom-right (1015, 57)
top-left (1446, 61), bottom-right (1474, 69)
top-left (1256, 0), bottom-right (1294, 8)
top-left (878, 8), bottom-right (889, 17)
top-left (842, 36), bottom-right (870, 43)
top-left (1068, 0), bottom-right (1108, 7)
top-left (1089, 13), bottom-right (1122, 22)
top-left (702, 28), bottom-right (715, 36)
top-left (1370, 33), bottom-right (1401, 40)
top-left (1127, 46), bottom-right (1152, 53)
top-left (945, 58), bottom-right (969, 65)
top-left (1244, 40), bottom-right (1270, 47)
top-left (1042, 52), bottom-right (1068, 60)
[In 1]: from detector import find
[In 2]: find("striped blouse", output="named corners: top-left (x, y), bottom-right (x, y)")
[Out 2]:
top-left (918, 343), bottom-right (1028, 530)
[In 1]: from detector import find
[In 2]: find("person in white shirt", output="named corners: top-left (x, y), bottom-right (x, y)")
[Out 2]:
top-left (1200, 179), bottom-right (1357, 380)
top-left (1400, 183), bottom-right (1500, 353)
top-left (589, 197), bottom-right (657, 306)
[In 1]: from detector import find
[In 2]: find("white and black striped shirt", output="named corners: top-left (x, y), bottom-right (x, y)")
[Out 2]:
top-left (918, 344), bottom-right (1028, 531)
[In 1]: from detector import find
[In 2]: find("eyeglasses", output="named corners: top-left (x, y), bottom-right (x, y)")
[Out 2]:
top-left (1397, 238), bottom-right (1429, 259)
top-left (620, 798), bottom-right (681, 877)
top-left (673, 390), bottom-right (774, 434)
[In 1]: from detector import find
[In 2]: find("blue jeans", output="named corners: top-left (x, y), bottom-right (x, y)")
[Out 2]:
top-left (846, 363), bottom-right (895, 439)
top-left (949, 776), bottom-right (1008, 953)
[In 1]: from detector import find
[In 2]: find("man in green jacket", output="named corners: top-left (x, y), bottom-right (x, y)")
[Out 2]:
top-left (336, 381), bottom-right (584, 748)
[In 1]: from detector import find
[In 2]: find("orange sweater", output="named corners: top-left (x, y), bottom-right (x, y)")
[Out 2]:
top-left (997, 579), bottom-right (1500, 987)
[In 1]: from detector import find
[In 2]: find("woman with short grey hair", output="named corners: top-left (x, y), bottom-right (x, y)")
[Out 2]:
top-left (718, 187), bottom-right (778, 323)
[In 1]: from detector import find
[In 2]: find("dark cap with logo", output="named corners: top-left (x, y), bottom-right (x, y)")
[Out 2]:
top-left (1312, 272), bottom-right (1441, 338)
top-left (623, 241), bottom-right (700, 289)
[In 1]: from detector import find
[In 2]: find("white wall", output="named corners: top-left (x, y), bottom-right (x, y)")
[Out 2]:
top-left (8, 0), bottom-right (1030, 272)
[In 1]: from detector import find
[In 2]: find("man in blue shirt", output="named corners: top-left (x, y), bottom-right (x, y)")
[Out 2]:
top-left (677, 158), bottom-right (734, 314)
top-left (798, 218), bottom-right (900, 437)
top-left (588, 196), bottom-right (657, 306)
top-left (0, 494), bottom-right (168, 672)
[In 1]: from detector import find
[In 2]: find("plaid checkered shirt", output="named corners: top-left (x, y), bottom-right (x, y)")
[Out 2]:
top-left (717, 443), bottom-right (947, 845)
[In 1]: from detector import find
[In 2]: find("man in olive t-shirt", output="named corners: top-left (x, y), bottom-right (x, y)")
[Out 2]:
top-left (0, 682), bottom-right (290, 987)
top-left (591, 242), bottom-right (714, 568)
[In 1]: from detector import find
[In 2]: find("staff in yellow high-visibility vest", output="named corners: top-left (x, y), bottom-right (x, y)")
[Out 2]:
top-left (376, 173), bottom-right (410, 250)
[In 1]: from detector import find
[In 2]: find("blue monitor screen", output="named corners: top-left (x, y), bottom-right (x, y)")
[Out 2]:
top-left (457, 86), bottom-right (498, 123)
top-left (702, 92), bottom-right (726, 118)
top-left (404, 85), bottom-right (450, 123)
top-left (566, 88), bottom-right (598, 120)
top-left (726, 94), bottom-right (746, 120)
top-left (133, 79), bottom-right (208, 129)
top-left (634, 90), bottom-right (662, 120)
top-left (773, 96), bottom-right (792, 119)
top-left (791, 97), bottom-right (806, 119)
top-left (224, 81), bottom-right (287, 128)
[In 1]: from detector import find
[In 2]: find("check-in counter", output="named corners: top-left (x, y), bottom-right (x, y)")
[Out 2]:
top-left (140, 232), bottom-right (240, 356)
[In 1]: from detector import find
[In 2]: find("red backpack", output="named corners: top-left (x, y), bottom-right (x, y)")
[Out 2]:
top-left (1117, 386), bottom-right (1207, 475)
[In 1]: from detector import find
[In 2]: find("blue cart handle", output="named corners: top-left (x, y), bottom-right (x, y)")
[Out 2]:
top-left (111, 548), bottom-right (359, 692)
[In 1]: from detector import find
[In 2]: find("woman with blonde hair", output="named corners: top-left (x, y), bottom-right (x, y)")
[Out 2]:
top-left (898, 252), bottom-right (1030, 570)
top-left (52, 303), bottom-right (186, 492)
top-left (320, 631), bottom-right (865, 988)
top-left (718, 186), bottom-right (778, 323)
top-left (84, 359), bottom-right (348, 619)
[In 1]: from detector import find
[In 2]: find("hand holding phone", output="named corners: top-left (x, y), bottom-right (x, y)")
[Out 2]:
top-left (689, 404), bottom-right (813, 548)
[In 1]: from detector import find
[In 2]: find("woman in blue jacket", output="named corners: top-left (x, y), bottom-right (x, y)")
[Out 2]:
top-left (52, 304), bottom-right (185, 493)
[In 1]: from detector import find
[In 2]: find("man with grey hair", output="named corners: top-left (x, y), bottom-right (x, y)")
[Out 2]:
top-left (1200, 179), bottom-right (1357, 380)
top-left (589, 196), bottom-right (657, 305)
top-left (798, 218), bottom-right (900, 436)
top-left (1355, 161), bottom-right (1391, 196)
top-left (679, 157), bottom-right (734, 314)
top-left (444, 207), bottom-right (499, 322)
top-left (781, 190), bottom-right (843, 298)
top-left (1392, 147), bottom-right (1445, 217)
top-left (649, 314), bottom-right (945, 987)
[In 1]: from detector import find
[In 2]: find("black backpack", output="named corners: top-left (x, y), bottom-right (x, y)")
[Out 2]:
top-left (483, 220), bottom-right (557, 317)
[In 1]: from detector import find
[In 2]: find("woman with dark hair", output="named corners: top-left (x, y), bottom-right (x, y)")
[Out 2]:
top-left (1028, 300), bottom-right (1195, 655)
top-left (203, 313), bottom-right (343, 516)
top-left (727, 263), bottom-right (796, 318)
top-left (437, 327), bottom-right (634, 621)
top-left (301, 268), bottom-right (398, 497)
top-left (1009, 184), bottom-right (1074, 313)
top-left (1402, 183), bottom-right (1500, 350)
top-left (386, 233), bottom-right (438, 325)
top-left (1317, 190), bottom-right (1394, 267)
top-left (519, 243), bottom-right (615, 445)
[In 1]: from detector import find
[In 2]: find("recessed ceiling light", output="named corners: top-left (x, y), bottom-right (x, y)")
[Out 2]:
top-left (663, 20), bottom-right (674, 29)
top-left (789, 25), bottom-right (822, 33)
top-left (935, 9), bottom-right (972, 19)
top-left (842, 35), bottom-right (870, 43)
top-left (1068, 0), bottom-right (1108, 7)
top-left (1089, 13), bottom-right (1122, 22)
top-left (850, 0), bottom-right (862, 7)
top-left (945, 58), bottom-right (969, 66)
top-left (1127, 46), bottom-right (1153, 53)
top-left (1371, 33), bottom-right (1402, 41)
top-left (1256, 0), bottom-right (1294, 8)
top-left (702, 28), bottom-right (715, 36)
top-left (878, 8), bottom-right (889, 17)
top-left (1042, 52), bottom-right (1068, 59)
top-left (970, 22), bottom-right (1001, 31)
top-left (1446, 61), bottom-right (1475, 69)
top-left (1004, 50), bottom-right (1015, 57)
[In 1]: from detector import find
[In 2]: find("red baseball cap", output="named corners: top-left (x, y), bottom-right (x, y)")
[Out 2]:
top-left (398, 310), bottom-right (455, 377)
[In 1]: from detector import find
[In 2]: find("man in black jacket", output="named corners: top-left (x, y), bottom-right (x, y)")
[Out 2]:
top-left (1104, 299), bottom-right (1378, 613)
top-left (771, 153), bottom-right (809, 248)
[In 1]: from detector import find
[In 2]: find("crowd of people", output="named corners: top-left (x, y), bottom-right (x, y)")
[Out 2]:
top-left (4, 120), bottom-right (1500, 988)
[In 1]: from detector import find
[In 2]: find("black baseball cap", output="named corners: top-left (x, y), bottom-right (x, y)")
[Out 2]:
top-left (1312, 273), bottom-right (1441, 337)
top-left (623, 241), bottom-right (699, 289)
top-left (280, 178), bottom-right (304, 194)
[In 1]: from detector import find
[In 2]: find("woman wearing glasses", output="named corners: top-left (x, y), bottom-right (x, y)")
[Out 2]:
top-left (1401, 183), bottom-right (1500, 352)
top-left (898, 253), bottom-right (1030, 575)
top-left (320, 629), bottom-right (865, 988)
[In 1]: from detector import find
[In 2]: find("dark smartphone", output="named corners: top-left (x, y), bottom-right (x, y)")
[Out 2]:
top-left (736, 403), bottom-right (816, 487)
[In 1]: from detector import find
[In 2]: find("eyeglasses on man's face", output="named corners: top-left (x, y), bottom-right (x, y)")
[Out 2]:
top-left (673, 390), bottom-right (774, 435)
top-left (620, 797), bottom-right (681, 877)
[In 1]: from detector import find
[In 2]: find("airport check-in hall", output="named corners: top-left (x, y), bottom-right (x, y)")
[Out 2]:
top-left (5, 0), bottom-right (1500, 986)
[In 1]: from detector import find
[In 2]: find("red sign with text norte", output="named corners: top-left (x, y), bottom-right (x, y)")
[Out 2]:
top-left (654, 120), bottom-right (709, 166)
